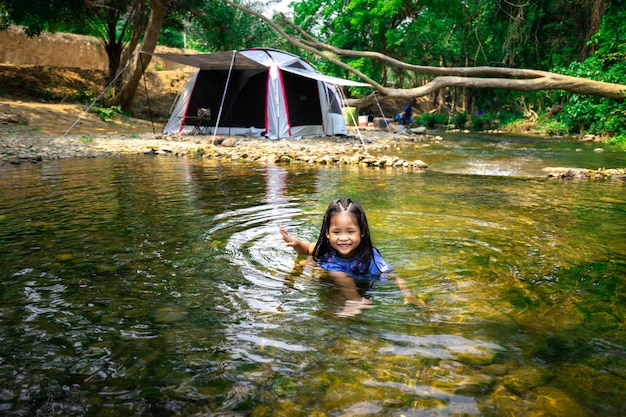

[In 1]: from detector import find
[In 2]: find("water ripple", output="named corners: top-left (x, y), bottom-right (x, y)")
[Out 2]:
top-left (205, 194), bottom-right (313, 289)
top-left (381, 332), bottom-right (505, 359)
top-left (236, 333), bottom-right (311, 352)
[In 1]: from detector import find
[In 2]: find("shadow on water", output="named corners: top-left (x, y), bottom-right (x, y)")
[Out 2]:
top-left (0, 133), bottom-right (625, 416)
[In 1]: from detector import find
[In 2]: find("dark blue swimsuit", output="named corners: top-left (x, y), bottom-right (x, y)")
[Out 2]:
top-left (317, 249), bottom-right (392, 277)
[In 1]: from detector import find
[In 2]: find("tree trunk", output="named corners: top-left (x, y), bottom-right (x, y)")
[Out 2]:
top-left (581, 0), bottom-right (607, 60)
top-left (110, 0), bottom-right (167, 112)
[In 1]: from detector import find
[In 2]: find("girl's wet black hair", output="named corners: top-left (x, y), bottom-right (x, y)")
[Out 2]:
top-left (312, 197), bottom-right (375, 270)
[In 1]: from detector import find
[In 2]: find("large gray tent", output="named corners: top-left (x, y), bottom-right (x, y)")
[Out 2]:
top-left (152, 48), bottom-right (369, 139)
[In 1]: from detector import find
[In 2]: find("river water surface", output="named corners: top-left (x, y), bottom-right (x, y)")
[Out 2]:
top-left (0, 133), bottom-right (625, 416)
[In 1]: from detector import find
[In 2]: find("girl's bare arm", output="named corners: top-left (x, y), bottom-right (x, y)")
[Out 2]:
top-left (280, 226), bottom-right (315, 256)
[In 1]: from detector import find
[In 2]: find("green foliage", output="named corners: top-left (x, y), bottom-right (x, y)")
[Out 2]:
top-left (3, 0), bottom-right (625, 142)
top-left (535, 116), bottom-right (570, 136)
top-left (293, 0), bottom-right (435, 86)
top-left (453, 112), bottom-right (467, 128)
top-left (158, 0), bottom-right (284, 52)
top-left (0, 0), bottom-right (88, 35)
top-left (416, 113), bottom-right (435, 128)
top-left (606, 134), bottom-right (626, 146)
top-left (470, 114), bottom-right (490, 130)
top-left (549, 2), bottom-right (626, 141)
top-left (74, 88), bottom-right (98, 105)
top-left (92, 105), bottom-right (128, 122)
top-left (494, 110), bottom-right (524, 127)
top-left (290, 0), bottom-right (616, 123)
top-left (416, 112), bottom-right (449, 128)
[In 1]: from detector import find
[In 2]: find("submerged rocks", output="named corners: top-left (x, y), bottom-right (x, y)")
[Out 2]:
top-left (502, 364), bottom-right (553, 394)
top-left (543, 166), bottom-right (626, 180)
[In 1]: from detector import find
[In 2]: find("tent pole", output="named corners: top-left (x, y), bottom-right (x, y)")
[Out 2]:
top-left (212, 50), bottom-right (237, 145)
top-left (275, 68), bottom-right (280, 140)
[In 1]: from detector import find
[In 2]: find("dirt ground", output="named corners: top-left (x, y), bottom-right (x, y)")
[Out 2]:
top-left (0, 64), bottom-right (192, 136)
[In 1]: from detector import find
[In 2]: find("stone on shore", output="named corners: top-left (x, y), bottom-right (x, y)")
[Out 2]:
top-left (373, 117), bottom-right (394, 130)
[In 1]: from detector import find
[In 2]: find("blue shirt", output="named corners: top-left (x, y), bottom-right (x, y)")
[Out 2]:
top-left (317, 249), bottom-right (392, 277)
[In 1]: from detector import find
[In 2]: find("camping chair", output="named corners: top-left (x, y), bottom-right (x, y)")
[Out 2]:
top-left (193, 108), bottom-right (212, 134)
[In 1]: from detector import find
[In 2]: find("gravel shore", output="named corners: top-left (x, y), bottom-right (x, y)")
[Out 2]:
top-left (0, 128), bottom-right (435, 169)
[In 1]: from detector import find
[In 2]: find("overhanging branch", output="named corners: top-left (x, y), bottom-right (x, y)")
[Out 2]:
top-left (222, 0), bottom-right (626, 100)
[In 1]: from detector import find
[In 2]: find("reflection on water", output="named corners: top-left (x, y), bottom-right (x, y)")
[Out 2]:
top-left (0, 134), bottom-right (625, 416)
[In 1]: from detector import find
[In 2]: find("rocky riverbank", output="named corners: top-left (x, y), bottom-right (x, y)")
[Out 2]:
top-left (2, 100), bottom-right (625, 179)
top-left (3, 128), bottom-right (626, 180)
top-left (0, 128), bottom-right (435, 169)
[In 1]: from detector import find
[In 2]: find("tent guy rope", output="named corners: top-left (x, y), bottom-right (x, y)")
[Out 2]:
top-left (63, 60), bottom-right (131, 137)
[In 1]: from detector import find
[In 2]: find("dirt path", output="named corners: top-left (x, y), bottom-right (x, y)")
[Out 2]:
top-left (0, 98), bottom-right (156, 137)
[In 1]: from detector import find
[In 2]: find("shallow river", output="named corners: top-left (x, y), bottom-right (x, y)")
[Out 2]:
top-left (0, 133), bottom-right (625, 416)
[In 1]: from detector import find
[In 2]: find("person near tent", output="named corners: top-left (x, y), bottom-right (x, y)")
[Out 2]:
top-left (401, 102), bottom-right (413, 126)
top-left (279, 197), bottom-right (425, 317)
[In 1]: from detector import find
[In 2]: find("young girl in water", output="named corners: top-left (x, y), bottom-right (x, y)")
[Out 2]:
top-left (280, 197), bottom-right (424, 317)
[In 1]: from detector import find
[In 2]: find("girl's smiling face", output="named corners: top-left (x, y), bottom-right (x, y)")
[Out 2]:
top-left (326, 210), bottom-right (362, 259)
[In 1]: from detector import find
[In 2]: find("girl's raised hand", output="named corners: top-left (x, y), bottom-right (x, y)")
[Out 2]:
top-left (279, 226), bottom-right (294, 246)
top-left (279, 226), bottom-right (313, 256)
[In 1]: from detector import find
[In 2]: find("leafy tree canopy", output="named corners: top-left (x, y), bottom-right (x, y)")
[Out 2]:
top-left (0, 0), bottom-right (88, 35)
